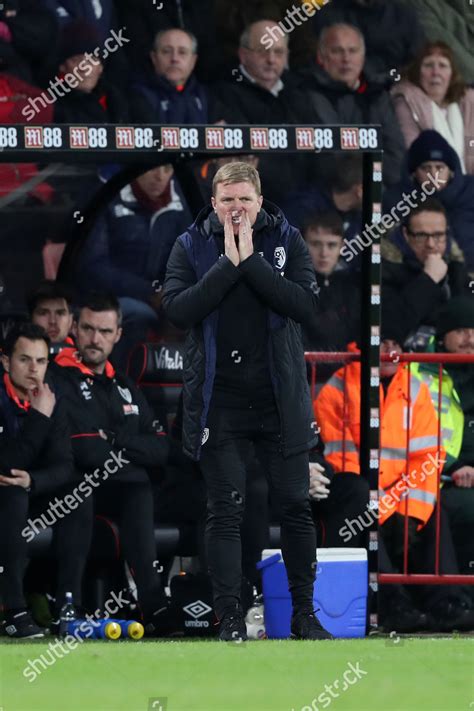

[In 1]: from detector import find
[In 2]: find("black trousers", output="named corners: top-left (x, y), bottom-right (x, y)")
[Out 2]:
top-left (0, 486), bottom-right (91, 611)
top-left (199, 402), bottom-right (316, 619)
top-left (0, 476), bottom-right (162, 615)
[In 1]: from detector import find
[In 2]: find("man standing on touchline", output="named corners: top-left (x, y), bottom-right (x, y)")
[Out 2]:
top-left (163, 162), bottom-right (333, 641)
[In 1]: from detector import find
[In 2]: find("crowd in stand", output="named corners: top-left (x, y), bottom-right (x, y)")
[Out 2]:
top-left (0, 0), bottom-right (473, 638)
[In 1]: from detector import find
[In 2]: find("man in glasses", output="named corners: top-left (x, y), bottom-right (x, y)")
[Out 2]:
top-left (382, 198), bottom-right (471, 349)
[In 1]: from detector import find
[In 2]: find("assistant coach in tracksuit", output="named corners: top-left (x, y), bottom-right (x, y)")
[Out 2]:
top-left (52, 293), bottom-right (179, 635)
top-left (163, 162), bottom-right (332, 641)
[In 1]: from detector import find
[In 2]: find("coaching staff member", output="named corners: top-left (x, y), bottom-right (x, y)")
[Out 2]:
top-left (163, 162), bottom-right (332, 641)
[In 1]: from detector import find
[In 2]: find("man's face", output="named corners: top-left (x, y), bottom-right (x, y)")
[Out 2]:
top-left (414, 161), bottom-right (452, 192)
top-left (239, 21), bottom-right (288, 91)
top-left (317, 26), bottom-right (365, 88)
top-left (380, 339), bottom-right (402, 378)
top-left (60, 54), bottom-right (103, 93)
top-left (304, 228), bottom-right (342, 275)
top-left (403, 211), bottom-right (447, 263)
top-left (419, 53), bottom-right (452, 104)
top-left (150, 30), bottom-right (197, 86)
top-left (1, 337), bottom-right (48, 395)
top-left (31, 298), bottom-right (73, 344)
top-left (443, 328), bottom-right (474, 354)
top-left (211, 181), bottom-right (263, 236)
top-left (73, 308), bottom-right (122, 373)
top-left (135, 165), bottom-right (173, 201)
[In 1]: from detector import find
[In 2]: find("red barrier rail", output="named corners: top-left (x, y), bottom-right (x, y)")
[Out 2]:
top-left (304, 351), bottom-right (474, 586)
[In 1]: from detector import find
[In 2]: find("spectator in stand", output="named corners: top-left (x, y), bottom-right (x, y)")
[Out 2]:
top-left (300, 22), bottom-right (405, 186)
top-left (302, 212), bottom-right (360, 358)
top-left (314, 336), bottom-right (474, 632)
top-left (53, 20), bottom-right (129, 124)
top-left (0, 0), bottom-right (58, 85)
top-left (131, 28), bottom-right (223, 124)
top-left (283, 155), bottom-right (363, 256)
top-left (0, 324), bottom-right (80, 638)
top-left (78, 164), bottom-right (192, 369)
top-left (28, 281), bottom-right (74, 357)
top-left (115, 0), bottom-right (219, 83)
top-left (392, 42), bottom-right (474, 174)
top-left (38, 0), bottom-right (130, 89)
top-left (401, 0), bottom-right (474, 83)
top-left (310, 0), bottom-right (425, 76)
top-left (413, 298), bottom-right (474, 581)
top-left (213, 20), bottom-right (308, 204)
top-left (384, 130), bottom-right (474, 271)
top-left (382, 199), bottom-right (470, 350)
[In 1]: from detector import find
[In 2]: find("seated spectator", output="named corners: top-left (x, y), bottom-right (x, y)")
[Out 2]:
top-left (413, 297), bottom-right (474, 580)
top-left (310, 0), bottom-right (425, 76)
top-left (52, 293), bottom-right (183, 635)
top-left (28, 280), bottom-right (74, 356)
top-left (384, 130), bottom-right (474, 271)
top-left (131, 28), bottom-right (222, 124)
top-left (78, 164), bottom-right (192, 369)
top-left (405, 0), bottom-right (474, 83)
top-left (300, 22), bottom-right (405, 186)
top-left (392, 42), bottom-right (474, 174)
top-left (314, 336), bottom-right (473, 631)
top-left (115, 0), bottom-right (220, 83)
top-left (382, 199), bottom-right (470, 350)
top-left (302, 212), bottom-right (360, 359)
top-left (0, 0), bottom-right (58, 85)
top-left (39, 0), bottom-right (130, 89)
top-left (0, 324), bottom-right (82, 638)
top-left (213, 19), bottom-right (308, 204)
top-left (283, 155), bottom-right (363, 254)
top-left (53, 20), bottom-right (129, 124)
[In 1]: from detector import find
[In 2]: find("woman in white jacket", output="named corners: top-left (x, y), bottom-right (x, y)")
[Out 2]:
top-left (392, 41), bottom-right (474, 174)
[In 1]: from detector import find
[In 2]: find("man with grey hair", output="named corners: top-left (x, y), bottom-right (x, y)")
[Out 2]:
top-left (131, 28), bottom-right (222, 123)
top-left (300, 22), bottom-right (405, 186)
top-left (214, 19), bottom-right (308, 203)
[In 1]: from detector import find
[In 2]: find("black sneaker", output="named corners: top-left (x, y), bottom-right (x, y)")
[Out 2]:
top-left (290, 609), bottom-right (334, 640)
top-left (219, 606), bottom-right (248, 642)
top-left (2, 610), bottom-right (47, 639)
top-left (428, 599), bottom-right (474, 633)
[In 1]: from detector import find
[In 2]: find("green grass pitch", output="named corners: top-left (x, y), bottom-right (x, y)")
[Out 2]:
top-left (1, 637), bottom-right (473, 711)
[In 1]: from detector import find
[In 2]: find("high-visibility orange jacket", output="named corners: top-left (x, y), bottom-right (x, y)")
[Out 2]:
top-left (314, 344), bottom-right (445, 528)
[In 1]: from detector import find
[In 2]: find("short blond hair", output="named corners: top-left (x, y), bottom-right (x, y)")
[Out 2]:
top-left (212, 162), bottom-right (261, 196)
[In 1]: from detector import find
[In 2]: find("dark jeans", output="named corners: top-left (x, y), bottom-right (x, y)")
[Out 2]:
top-left (199, 402), bottom-right (316, 619)
top-left (0, 485), bottom-right (91, 611)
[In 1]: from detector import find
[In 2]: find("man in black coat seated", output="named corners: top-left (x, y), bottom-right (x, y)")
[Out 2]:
top-left (382, 198), bottom-right (470, 350)
top-left (300, 22), bottom-right (405, 186)
top-left (0, 324), bottom-right (78, 638)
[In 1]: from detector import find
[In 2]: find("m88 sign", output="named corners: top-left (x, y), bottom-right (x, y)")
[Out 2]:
top-left (0, 124), bottom-right (381, 155)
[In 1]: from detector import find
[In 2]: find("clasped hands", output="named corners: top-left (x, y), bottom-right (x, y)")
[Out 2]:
top-left (224, 211), bottom-right (254, 267)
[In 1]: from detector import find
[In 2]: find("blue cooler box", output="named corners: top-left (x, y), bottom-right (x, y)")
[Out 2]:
top-left (257, 548), bottom-right (368, 638)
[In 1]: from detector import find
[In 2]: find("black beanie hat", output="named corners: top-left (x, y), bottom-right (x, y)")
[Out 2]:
top-left (59, 21), bottom-right (102, 65)
top-left (408, 130), bottom-right (458, 173)
top-left (436, 296), bottom-right (474, 339)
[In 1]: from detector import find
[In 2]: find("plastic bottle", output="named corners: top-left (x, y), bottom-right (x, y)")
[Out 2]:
top-left (68, 618), bottom-right (121, 640)
top-left (109, 619), bottom-right (144, 640)
top-left (59, 592), bottom-right (76, 638)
